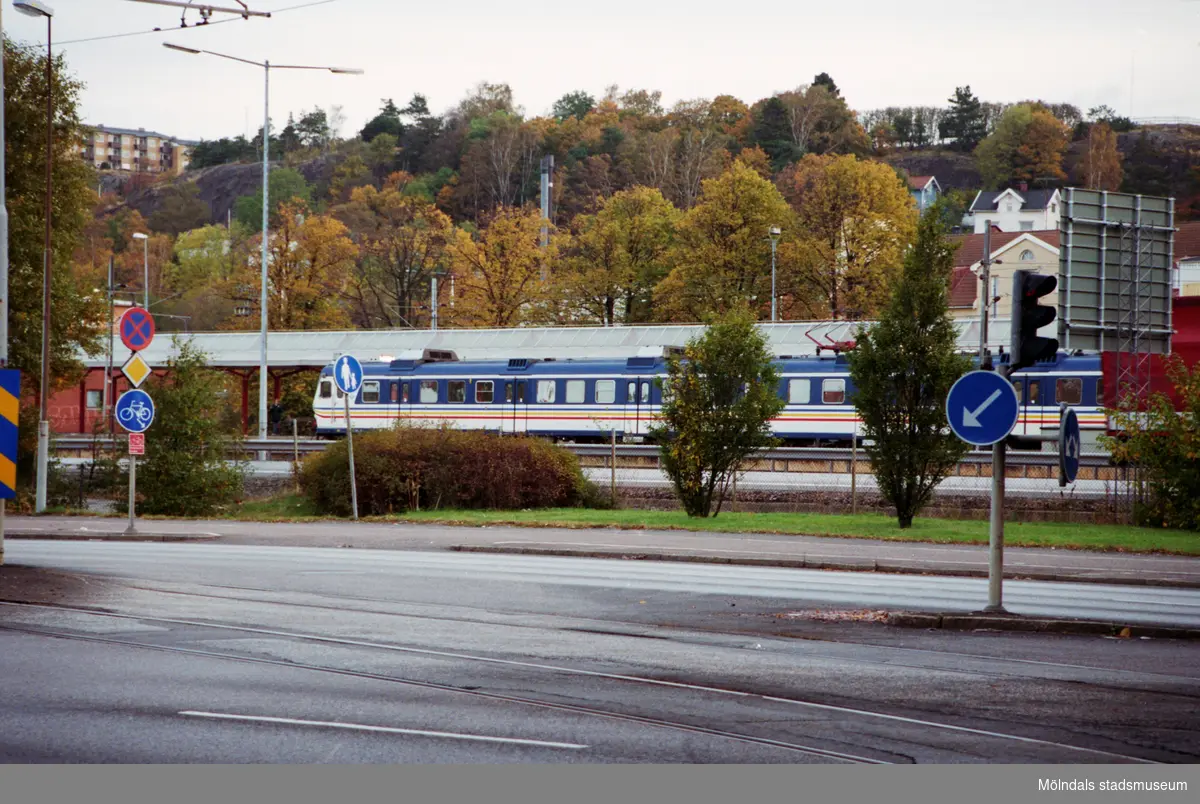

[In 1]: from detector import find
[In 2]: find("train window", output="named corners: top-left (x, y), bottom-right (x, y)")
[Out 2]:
top-left (1095, 377), bottom-right (1104, 405)
top-left (361, 381), bottom-right (380, 404)
top-left (390, 382), bottom-right (398, 403)
top-left (1028, 381), bottom-right (1040, 405)
top-left (629, 382), bottom-right (649, 404)
top-left (448, 381), bottom-right (466, 403)
top-left (788, 379), bottom-right (810, 404)
top-left (319, 380), bottom-right (332, 399)
top-left (822, 379), bottom-right (845, 405)
top-left (537, 380), bottom-right (556, 404)
top-left (476, 380), bottom-right (494, 404)
top-left (566, 380), bottom-right (585, 404)
top-left (419, 380), bottom-right (438, 403)
top-left (595, 380), bottom-right (615, 404)
top-left (1056, 378), bottom-right (1082, 405)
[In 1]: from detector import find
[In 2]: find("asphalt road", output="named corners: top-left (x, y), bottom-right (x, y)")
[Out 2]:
top-left (1, 540), bottom-right (1198, 763)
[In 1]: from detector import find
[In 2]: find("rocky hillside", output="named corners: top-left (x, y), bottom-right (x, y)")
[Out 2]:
top-left (108, 155), bottom-right (336, 226)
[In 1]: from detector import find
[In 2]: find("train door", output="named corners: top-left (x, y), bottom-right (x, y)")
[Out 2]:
top-left (504, 378), bottom-right (529, 435)
top-left (624, 378), bottom-right (651, 438)
top-left (1011, 377), bottom-right (1043, 438)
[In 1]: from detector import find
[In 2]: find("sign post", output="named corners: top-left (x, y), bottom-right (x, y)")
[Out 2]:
top-left (946, 369), bottom-right (1020, 612)
top-left (333, 354), bottom-right (362, 521)
top-left (115, 388), bottom-right (155, 535)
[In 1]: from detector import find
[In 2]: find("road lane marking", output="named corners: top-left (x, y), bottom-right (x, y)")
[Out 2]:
top-left (178, 711), bottom-right (587, 749)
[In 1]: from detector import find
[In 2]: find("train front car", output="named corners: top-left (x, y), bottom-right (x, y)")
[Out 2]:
top-left (1007, 352), bottom-right (1104, 449)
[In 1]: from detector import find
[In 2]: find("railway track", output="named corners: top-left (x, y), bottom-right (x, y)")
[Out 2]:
top-left (51, 435), bottom-right (1112, 472)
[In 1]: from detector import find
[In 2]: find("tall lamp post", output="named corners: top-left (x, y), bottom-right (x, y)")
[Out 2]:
top-left (768, 225), bottom-right (781, 323)
top-left (17, 0), bottom-right (55, 513)
top-left (163, 43), bottom-right (362, 438)
top-left (132, 231), bottom-right (149, 307)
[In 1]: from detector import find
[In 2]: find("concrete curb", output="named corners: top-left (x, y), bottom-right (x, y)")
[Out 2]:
top-left (885, 611), bottom-right (1200, 640)
top-left (4, 530), bottom-right (219, 543)
top-left (448, 545), bottom-right (1200, 590)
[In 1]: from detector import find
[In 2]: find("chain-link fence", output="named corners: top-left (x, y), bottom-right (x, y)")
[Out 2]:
top-left (574, 442), bottom-right (1129, 523)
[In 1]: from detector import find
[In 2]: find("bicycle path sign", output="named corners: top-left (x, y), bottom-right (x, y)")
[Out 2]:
top-left (120, 307), bottom-right (156, 352)
top-left (115, 389), bottom-right (156, 433)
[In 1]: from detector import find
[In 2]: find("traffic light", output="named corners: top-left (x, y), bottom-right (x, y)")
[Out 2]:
top-left (1010, 269), bottom-right (1058, 372)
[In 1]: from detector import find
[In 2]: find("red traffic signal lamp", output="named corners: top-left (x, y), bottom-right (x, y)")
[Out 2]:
top-left (1010, 269), bottom-right (1058, 372)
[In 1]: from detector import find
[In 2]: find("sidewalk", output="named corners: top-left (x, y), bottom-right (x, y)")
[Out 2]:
top-left (4, 515), bottom-right (1199, 589)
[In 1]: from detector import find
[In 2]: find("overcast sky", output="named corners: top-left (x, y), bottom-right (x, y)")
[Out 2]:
top-left (5, 0), bottom-right (1199, 141)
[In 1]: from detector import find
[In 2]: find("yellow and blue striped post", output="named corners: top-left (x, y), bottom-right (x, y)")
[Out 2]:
top-left (0, 369), bottom-right (17, 500)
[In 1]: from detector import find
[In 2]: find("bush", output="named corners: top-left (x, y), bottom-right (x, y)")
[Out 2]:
top-left (298, 426), bottom-right (596, 516)
top-left (1106, 357), bottom-right (1200, 530)
top-left (127, 337), bottom-right (246, 516)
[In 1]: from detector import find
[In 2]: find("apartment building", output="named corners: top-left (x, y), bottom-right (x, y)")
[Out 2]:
top-left (78, 125), bottom-right (195, 176)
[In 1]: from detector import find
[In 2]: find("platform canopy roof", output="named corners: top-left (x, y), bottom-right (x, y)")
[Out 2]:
top-left (86, 320), bottom-right (1017, 369)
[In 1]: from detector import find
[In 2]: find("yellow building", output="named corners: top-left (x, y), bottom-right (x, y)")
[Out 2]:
top-left (78, 125), bottom-right (194, 176)
top-left (948, 230), bottom-right (1061, 320)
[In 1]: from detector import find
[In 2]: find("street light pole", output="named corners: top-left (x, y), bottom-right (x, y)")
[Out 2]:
top-left (18, 0), bottom-right (55, 513)
top-left (259, 61), bottom-right (269, 439)
top-left (1, 3), bottom-right (8, 562)
top-left (768, 226), bottom-right (781, 323)
top-left (132, 231), bottom-right (149, 307)
top-left (163, 44), bottom-right (361, 440)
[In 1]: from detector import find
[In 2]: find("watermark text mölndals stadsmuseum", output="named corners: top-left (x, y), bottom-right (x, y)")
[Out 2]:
top-left (1040, 778), bottom-right (1188, 793)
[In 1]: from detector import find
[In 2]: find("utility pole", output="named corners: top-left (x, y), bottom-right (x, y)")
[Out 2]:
top-left (1, 3), bottom-right (9, 562)
top-left (103, 257), bottom-right (114, 432)
top-left (430, 273), bottom-right (438, 331)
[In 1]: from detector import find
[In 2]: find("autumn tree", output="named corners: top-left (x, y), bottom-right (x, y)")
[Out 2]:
top-left (169, 225), bottom-right (235, 293)
top-left (848, 205), bottom-right (971, 528)
top-left (446, 206), bottom-right (550, 327)
top-left (654, 161), bottom-right (794, 321)
top-left (557, 187), bottom-right (679, 325)
top-left (778, 154), bottom-right (916, 320)
top-left (225, 202), bottom-right (358, 330)
top-left (6, 40), bottom-right (104, 418)
top-left (664, 99), bottom-right (732, 209)
top-left (1078, 121), bottom-right (1124, 191)
top-left (334, 180), bottom-right (454, 328)
top-left (975, 103), bottom-right (1068, 188)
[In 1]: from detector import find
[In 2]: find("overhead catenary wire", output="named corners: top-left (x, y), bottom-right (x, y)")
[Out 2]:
top-left (30, 0), bottom-right (336, 48)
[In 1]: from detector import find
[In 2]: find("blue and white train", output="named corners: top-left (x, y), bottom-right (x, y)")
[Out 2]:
top-left (312, 348), bottom-right (1105, 447)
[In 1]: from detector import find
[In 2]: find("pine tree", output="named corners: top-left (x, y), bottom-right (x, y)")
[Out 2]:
top-left (943, 86), bottom-right (986, 152)
top-left (848, 204), bottom-right (971, 528)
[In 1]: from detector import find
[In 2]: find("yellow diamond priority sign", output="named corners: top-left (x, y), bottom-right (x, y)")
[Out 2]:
top-left (121, 353), bottom-right (153, 388)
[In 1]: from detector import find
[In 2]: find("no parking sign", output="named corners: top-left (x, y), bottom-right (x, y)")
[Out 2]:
top-left (120, 307), bottom-right (156, 352)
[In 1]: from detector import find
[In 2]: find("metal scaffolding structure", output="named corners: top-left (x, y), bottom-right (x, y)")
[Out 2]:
top-left (1060, 188), bottom-right (1176, 515)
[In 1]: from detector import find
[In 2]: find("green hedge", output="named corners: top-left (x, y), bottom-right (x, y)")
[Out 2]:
top-left (298, 427), bottom-right (603, 516)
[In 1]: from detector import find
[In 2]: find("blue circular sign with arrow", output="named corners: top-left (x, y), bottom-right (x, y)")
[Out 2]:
top-left (1059, 406), bottom-right (1081, 486)
top-left (946, 370), bottom-right (1020, 447)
